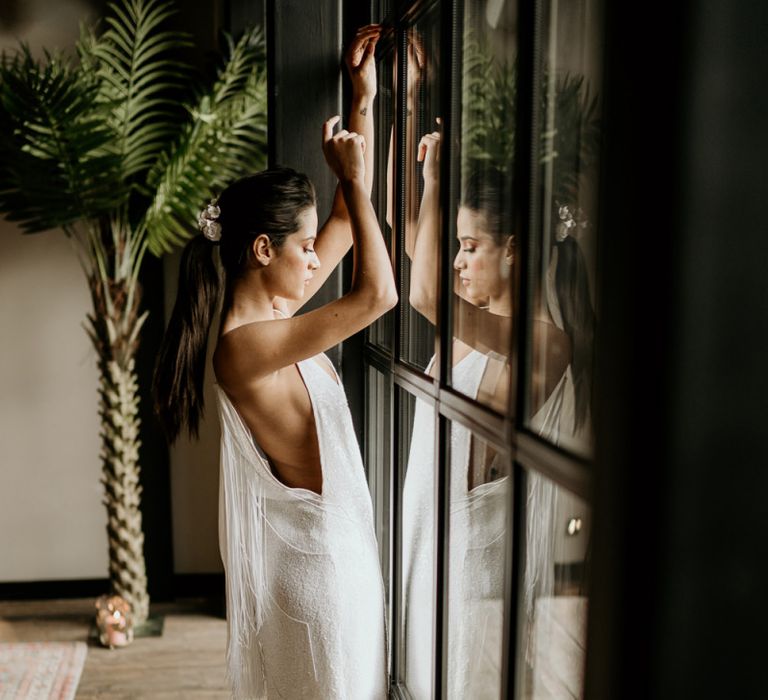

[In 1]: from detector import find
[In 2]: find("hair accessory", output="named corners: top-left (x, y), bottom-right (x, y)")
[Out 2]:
top-left (198, 201), bottom-right (222, 242)
top-left (555, 202), bottom-right (587, 242)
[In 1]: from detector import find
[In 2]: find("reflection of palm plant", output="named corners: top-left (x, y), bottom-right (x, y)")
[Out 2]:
top-left (461, 37), bottom-right (517, 179)
top-left (462, 39), bottom-right (601, 434)
top-left (539, 70), bottom-right (601, 204)
top-left (0, 0), bottom-right (267, 624)
top-left (461, 38), bottom-right (601, 201)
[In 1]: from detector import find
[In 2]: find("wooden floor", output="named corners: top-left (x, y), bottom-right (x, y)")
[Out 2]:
top-left (0, 597), bottom-right (230, 698)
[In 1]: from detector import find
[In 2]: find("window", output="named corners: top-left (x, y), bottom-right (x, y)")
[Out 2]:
top-left (363, 0), bottom-right (602, 696)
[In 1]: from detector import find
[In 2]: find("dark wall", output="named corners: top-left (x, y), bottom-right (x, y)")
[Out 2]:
top-left (587, 2), bottom-right (768, 698)
top-left (264, 0), bottom-right (376, 441)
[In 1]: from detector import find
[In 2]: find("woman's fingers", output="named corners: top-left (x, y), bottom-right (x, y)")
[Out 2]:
top-left (362, 37), bottom-right (377, 65)
top-left (355, 27), bottom-right (381, 41)
top-left (417, 132), bottom-right (441, 164)
top-left (417, 134), bottom-right (431, 161)
top-left (338, 132), bottom-right (366, 154)
top-left (349, 28), bottom-right (381, 49)
top-left (323, 115), bottom-right (341, 145)
top-left (355, 28), bottom-right (381, 41)
top-left (347, 25), bottom-right (381, 66)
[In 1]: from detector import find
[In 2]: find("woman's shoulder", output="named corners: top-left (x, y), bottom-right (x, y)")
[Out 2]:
top-left (530, 316), bottom-right (571, 399)
top-left (213, 311), bottom-right (290, 389)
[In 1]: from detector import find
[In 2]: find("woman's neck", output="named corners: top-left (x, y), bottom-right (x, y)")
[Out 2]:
top-left (222, 276), bottom-right (276, 331)
top-left (488, 293), bottom-right (512, 317)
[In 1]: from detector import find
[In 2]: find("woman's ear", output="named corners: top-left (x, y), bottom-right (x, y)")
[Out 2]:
top-left (504, 234), bottom-right (515, 266)
top-left (252, 234), bottom-right (274, 266)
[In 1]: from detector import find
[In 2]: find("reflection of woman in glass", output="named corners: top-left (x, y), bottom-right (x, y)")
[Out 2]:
top-left (401, 121), bottom-right (537, 697)
top-left (409, 128), bottom-right (572, 427)
top-left (404, 128), bottom-right (594, 697)
top-left (154, 27), bottom-right (395, 699)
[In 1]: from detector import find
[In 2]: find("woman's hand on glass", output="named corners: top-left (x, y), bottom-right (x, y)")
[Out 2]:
top-left (345, 24), bottom-right (380, 101)
top-left (322, 115), bottom-right (366, 184)
top-left (406, 31), bottom-right (425, 109)
top-left (417, 119), bottom-right (441, 185)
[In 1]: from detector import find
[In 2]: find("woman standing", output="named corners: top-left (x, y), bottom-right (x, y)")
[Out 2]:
top-left (154, 26), bottom-right (395, 699)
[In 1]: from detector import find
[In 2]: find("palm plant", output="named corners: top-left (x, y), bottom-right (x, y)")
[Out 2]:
top-left (0, 0), bottom-right (267, 625)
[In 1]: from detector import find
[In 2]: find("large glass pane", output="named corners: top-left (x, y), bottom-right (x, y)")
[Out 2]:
top-left (525, 0), bottom-right (603, 455)
top-left (444, 0), bottom-right (518, 410)
top-left (516, 471), bottom-right (590, 699)
top-left (399, 387), bottom-right (436, 698)
top-left (446, 420), bottom-right (511, 698)
top-left (365, 367), bottom-right (391, 613)
top-left (396, 5), bottom-right (442, 372)
top-left (369, 34), bottom-right (395, 350)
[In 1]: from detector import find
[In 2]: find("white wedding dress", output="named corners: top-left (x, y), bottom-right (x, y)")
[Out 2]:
top-left (216, 354), bottom-right (388, 700)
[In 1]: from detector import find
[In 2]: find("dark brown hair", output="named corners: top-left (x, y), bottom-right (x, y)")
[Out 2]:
top-left (152, 166), bottom-right (316, 443)
top-left (461, 165), bottom-right (595, 431)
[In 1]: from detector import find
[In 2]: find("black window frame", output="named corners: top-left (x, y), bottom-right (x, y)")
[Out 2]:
top-left (362, 0), bottom-right (596, 697)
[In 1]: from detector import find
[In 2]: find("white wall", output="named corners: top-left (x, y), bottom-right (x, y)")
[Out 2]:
top-left (0, 224), bottom-right (107, 581)
top-left (0, 0), bottom-right (107, 583)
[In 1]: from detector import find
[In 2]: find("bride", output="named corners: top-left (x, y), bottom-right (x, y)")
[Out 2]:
top-left (153, 25), bottom-right (395, 699)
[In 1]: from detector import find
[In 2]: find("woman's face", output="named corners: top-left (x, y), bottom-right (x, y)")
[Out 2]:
top-left (269, 206), bottom-right (321, 300)
top-left (454, 206), bottom-right (509, 303)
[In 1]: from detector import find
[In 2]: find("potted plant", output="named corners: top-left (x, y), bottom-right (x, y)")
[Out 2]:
top-left (0, 0), bottom-right (267, 625)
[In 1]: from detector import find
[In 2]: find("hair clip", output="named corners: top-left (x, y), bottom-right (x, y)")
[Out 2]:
top-left (198, 201), bottom-right (222, 242)
top-left (555, 202), bottom-right (587, 242)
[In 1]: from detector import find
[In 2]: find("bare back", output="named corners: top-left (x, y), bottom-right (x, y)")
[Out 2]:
top-left (214, 323), bottom-right (340, 496)
top-left (216, 326), bottom-right (338, 494)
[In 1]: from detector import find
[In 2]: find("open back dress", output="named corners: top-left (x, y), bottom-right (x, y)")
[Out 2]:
top-left (216, 354), bottom-right (388, 699)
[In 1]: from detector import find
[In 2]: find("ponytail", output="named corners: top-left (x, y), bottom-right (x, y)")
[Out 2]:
top-left (553, 235), bottom-right (595, 432)
top-left (153, 167), bottom-right (315, 443)
top-left (153, 236), bottom-right (221, 443)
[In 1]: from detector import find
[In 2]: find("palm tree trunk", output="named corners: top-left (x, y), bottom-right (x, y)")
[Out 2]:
top-left (85, 255), bottom-right (150, 626)
top-left (99, 350), bottom-right (149, 625)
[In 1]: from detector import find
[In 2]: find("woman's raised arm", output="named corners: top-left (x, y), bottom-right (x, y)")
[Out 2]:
top-left (214, 117), bottom-right (397, 386)
top-left (282, 24), bottom-right (381, 316)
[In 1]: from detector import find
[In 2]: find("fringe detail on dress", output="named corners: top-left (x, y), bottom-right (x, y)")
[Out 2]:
top-left (219, 395), bottom-right (270, 699)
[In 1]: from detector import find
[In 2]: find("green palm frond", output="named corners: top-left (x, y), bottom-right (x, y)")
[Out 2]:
top-left (0, 47), bottom-right (121, 232)
top-left (142, 27), bottom-right (268, 255)
top-left (78, 0), bottom-right (191, 187)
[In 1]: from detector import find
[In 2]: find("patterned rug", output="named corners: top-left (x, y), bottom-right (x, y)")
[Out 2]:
top-left (0, 642), bottom-right (87, 700)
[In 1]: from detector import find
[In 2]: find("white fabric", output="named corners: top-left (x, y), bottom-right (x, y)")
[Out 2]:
top-left (216, 355), bottom-right (388, 699)
top-left (402, 349), bottom-right (583, 698)
top-left (402, 350), bottom-right (508, 699)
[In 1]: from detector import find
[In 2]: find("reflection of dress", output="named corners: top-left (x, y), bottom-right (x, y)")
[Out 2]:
top-left (526, 363), bottom-right (589, 700)
top-left (402, 350), bottom-right (507, 699)
top-left (402, 348), bottom-right (587, 699)
top-left (526, 363), bottom-right (589, 627)
top-left (216, 355), bottom-right (388, 699)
